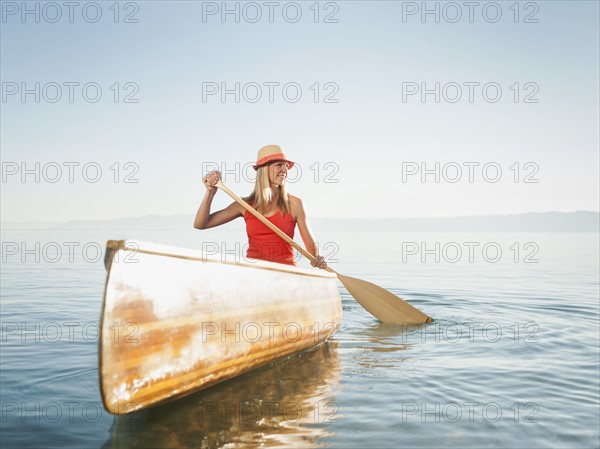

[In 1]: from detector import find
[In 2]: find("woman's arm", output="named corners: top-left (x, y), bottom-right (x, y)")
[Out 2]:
top-left (193, 196), bottom-right (243, 229)
top-left (291, 196), bottom-right (327, 269)
top-left (193, 171), bottom-right (244, 229)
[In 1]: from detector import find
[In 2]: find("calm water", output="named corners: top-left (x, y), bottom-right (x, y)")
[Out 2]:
top-left (1, 229), bottom-right (599, 449)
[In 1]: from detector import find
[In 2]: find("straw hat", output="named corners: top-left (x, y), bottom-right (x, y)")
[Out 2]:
top-left (252, 145), bottom-right (295, 170)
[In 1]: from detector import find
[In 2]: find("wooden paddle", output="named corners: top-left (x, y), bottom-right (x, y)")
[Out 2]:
top-left (215, 180), bottom-right (432, 324)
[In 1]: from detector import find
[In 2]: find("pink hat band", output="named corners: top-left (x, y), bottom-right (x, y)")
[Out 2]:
top-left (252, 145), bottom-right (295, 171)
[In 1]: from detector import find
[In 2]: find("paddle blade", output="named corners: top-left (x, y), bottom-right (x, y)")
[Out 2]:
top-left (337, 274), bottom-right (431, 324)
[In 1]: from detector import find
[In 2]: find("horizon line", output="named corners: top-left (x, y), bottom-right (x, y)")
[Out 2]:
top-left (1, 209), bottom-right (599, 227)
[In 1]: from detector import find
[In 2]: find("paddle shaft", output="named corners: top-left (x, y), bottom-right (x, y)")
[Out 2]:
top-left (215, 180), bottom-right (330, 269)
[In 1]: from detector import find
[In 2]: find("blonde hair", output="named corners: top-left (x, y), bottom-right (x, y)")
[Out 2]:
top-left (244, 165), bottom-right (291, 215)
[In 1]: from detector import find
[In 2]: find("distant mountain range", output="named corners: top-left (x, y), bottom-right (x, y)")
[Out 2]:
top-left (2, 211), bottom-right (598, 232)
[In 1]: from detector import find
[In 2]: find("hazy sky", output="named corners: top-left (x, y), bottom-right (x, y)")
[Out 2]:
top-left (1, 1), bottom-right (598, 222)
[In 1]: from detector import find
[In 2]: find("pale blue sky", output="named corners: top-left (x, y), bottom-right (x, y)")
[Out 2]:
top-left (1, 1), bottom-right (598, 221)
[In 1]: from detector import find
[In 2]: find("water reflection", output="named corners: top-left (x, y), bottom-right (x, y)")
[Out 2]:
top-left (340, 321), bottom-right (425, 373)
top-left (102, 342), bottom-right (340, 449)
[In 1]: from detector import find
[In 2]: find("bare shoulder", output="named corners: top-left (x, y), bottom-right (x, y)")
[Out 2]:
top-left (288, 194), bottom-right (305, 211)
top-left (288, 194), bottom-right (303, 207)
top-left (288, 194), bottom-right (306, 221)
top-left (229, 201), bottom-right (246, 216)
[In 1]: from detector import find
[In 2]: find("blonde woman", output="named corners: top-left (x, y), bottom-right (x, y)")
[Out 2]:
top-left (194, 145), bottom-right (327, 268)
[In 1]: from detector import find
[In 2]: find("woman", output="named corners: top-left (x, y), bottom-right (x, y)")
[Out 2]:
top-left (194, 145), bottom-right (327, 269)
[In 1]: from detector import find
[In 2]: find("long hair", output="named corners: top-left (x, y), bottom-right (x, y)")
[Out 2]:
top-left (244, 165), bottom-right (291, 215)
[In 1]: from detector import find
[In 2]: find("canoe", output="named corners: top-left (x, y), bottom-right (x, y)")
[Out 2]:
top-left (99, 239), bottom-right (342, 415)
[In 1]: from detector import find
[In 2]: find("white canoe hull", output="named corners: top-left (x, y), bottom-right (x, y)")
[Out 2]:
top-left (99, 240), bottom-right (342, 414)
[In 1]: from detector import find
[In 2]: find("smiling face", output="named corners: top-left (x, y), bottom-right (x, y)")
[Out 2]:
top-left (267, 160), bottom-right (290, 187)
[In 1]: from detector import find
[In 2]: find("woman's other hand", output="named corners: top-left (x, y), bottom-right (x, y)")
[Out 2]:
top-left (311, 255), bottom-right (327, 270)
top-left (203, 170), bottom-right (221, 192)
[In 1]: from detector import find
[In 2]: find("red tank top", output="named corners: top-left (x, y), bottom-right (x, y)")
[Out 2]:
top-left (244, 205), bottom-right (296, 265)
